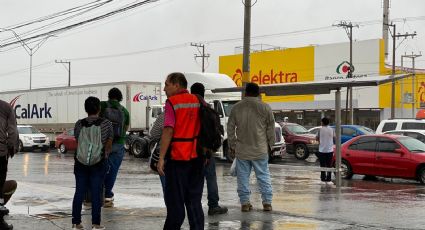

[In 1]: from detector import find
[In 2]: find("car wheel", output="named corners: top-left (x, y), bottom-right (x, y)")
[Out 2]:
top-left (18, 140), bottom-right (24, 152)
top-left (41, 146), bottom-right (49, 152)
top-left (59, 144), bottom-right (67, 154)
top-left (294, 144), bottom-right (309, 160)
top-left (341, 160), bottom-right (353, 179)
top-left (131, 137), bottom-right (147, 158)
top-left (417, 167), bottom-right (425, 184)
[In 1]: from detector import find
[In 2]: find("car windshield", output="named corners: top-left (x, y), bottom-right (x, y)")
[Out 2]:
top-left (287, 124), bottom-right (309, 134)
top-left (397, 136), bottom-right (425, 152)
top-left (357, 126), bottom-right (375, 134)
top-left (222, 100), bottom-right (238, 116)
top-left (18, 126), bottom-right (40, 134)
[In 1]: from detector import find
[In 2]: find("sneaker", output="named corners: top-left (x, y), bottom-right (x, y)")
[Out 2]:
top-left (0, 205), bottom-right (9, 215)
top-left (72, 224), bottom-right (85, 230)
top-left (104, 197), bottom-right (114, 202)
top-left (241, 203), bottom-right (252, 212)
top-left (263, 203), bottom-right (272, 212)
top-left (208, 206), bottom-right (228, 215)
top-left (92, 224), bottom-right (105, 230)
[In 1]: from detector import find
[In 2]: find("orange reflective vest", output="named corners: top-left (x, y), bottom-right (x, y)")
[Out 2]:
top-left (168, 92), bottom-right (200, 161)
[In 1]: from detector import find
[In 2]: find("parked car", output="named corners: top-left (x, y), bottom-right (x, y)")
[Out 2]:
top-left (337, 134), bottom-right (425, 184)
top-left (280, 122), bottom-right (318, 160)
top-left (376, 119), bottom-right (425, 134)
top-left (384, 130), bottom-right (425, 143)
top-left (309, 125), bottom-right (374, 144)
top-left (55, 129), bottom-right (77, 153)
top-left (17, 125), bottom-right (50, 152)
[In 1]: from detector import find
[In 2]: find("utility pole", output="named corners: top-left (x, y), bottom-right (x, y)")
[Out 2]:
top-left (382, 0), bottom-right (390, 60)
top-left (55, 60), bottom-right (71, 87)
top-left (242, 0), bottom-right (253, 97)
top-left (385, 23), bottom-right (417, 119)
top-left (190, 43), bottom-right (210, 73)
top-left (401, 52), bottom-right (422, 117)
top-left (334, 21), bottom-right (358, 124)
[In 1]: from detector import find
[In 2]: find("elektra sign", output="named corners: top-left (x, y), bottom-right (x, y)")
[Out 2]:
top-left (9, 95), bottom-right (52, 119)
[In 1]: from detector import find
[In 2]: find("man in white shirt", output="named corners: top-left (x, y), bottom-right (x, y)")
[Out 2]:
top-left (315, 117), bottom-right (335, 183)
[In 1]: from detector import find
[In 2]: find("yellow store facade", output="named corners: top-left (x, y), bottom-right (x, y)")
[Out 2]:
top-left (219, 39), bottom-right (425, 129)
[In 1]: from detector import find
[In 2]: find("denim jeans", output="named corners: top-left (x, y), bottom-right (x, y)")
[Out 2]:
top-left (204, 157), bottom-right (219, 208)
top-left (72, 160), bottom-right (107, 225)
top-left (315, 152), bottom-right (333, 182)
top-left (236, 157), bottom-right (273, 205)
top-left (159, 175), bottom-right (166, 195)
top-left (104, 143), bottom-right (125, 198)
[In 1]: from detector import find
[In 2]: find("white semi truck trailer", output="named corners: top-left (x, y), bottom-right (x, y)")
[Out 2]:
top-left (0, 81), bottom-right (162, 155)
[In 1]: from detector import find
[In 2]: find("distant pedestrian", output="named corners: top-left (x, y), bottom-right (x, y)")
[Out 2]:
top-left (315, 117), bottom-right (335, 184)
top-left (100, 88), bottom-right (130, 207)
top-left (0, 99), bottom-right (18, 230)
top-left (72, 96), bottom-right (113, 230)
top-left (149, 111), bottom-right (166, 193)
top-left (190, 82), bottom-right (228, 216)
top-left (157, 72), bottom-right (205, 230)
top-left (227, 82), bottom-right (275, 212)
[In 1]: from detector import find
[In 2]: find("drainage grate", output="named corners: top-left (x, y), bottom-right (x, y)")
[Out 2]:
top-left (30, 212), bottom-right (71, 220)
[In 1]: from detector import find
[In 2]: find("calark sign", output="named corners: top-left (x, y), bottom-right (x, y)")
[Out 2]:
top-left (9, 95), bottom-right (52, 119)
top-left (132, 92), bottom-right (158, 102)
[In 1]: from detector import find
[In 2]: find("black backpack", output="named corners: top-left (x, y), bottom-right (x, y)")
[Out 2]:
top-left (196, 96), bottom-right (224, 157)
top-left (103, 101), bottom-right (124, 141)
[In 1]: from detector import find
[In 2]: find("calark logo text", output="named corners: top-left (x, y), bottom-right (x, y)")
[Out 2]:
top-left (133, 93), bottom-right (158, 102)
top-left (9, 95), bottom-right (52, 119)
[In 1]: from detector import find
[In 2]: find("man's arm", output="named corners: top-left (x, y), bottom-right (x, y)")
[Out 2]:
top-left (157, 127), bottom-right (173, 176)
top-left (227, 108), bottom-right (236, 152)
top-left (124, 108), bottom-right (130, 132)
top-left (265, 107), bottom-right (276, 150)
top-left (6, 106), bottom-right (18, 156)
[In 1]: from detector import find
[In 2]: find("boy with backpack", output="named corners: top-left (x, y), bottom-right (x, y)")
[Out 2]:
top-left (100, 88), bottom-right (130, 207)
top-left (72, 96), bottom-right (113, 230)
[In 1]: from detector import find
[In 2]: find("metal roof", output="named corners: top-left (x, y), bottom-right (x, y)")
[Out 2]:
top-left (212, 74), bottom-right (412, 96)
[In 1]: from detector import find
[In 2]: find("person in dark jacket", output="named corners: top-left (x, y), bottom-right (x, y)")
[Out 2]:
top-left (190, 82), bottom-right (228, 216)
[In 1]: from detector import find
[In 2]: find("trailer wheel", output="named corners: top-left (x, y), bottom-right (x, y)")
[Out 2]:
top-left (131, 138), bottom-right (147, 158)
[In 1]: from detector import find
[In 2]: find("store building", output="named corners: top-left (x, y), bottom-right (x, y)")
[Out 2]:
top-left (219, 39), bottom-right (425, 130)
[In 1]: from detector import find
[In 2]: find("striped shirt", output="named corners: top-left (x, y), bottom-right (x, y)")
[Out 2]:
top-left (74, 116), bottom-right (113, 144)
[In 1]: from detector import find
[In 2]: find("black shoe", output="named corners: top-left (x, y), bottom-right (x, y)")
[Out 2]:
top-left (0, 206), bottom-right (8, 216)
top-left (0, 218), bottom-right (13, 230)
top-left (208, 205), bottom-right (228, 215)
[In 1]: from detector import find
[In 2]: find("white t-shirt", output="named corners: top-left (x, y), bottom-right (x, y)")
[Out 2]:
top-left (318, 126), bottom-right (334, 153)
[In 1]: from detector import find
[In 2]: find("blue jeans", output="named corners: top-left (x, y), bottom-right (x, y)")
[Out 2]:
top-left (236, 157), bottom-right (273, 205)
top-left (159, 175), bottom-right (166, 195)
top-left (72, 160), bottom-right (107, 225)
top-left (104, 143), bottom-right (125, 198)
top-left (204, 157), bottom-right (219, 208)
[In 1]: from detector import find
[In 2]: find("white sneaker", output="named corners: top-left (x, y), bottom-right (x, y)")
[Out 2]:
top-left (92, 225), bottom-right (105, 230)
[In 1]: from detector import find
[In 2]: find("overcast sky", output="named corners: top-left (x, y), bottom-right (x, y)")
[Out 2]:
top-left (0, 0), bottom-right (424, 92)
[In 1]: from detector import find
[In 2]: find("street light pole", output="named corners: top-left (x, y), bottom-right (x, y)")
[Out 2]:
top-left (0, 28), bottom-right (54, 90)
top-left (242, 0), bottom-right (253, 97)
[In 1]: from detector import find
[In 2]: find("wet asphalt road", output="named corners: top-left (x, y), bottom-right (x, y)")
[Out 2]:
top-left (4, 150), bottom-right (425, 229)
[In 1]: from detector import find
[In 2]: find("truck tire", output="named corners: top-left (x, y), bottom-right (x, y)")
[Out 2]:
top-left (223, 141), bottom-right (233, 163)
top-left (294, 144), bottom-right (309, 160)
top-left (59, 144), bottom-right (67, 154)
top-left (131, 137), bottom-right (147, 158)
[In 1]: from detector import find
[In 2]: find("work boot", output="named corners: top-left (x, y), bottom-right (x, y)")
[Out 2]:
top-left (241, 203), bottom-right (252, 212)
top-left (208, 205), bottom-right (228, 215)
top-left (0, 216), bottom-right (13, 230)
top-left (71, 223), bottom-right (85, 230)
top-left (263, 203), bottom-right (272, 212)
top-left (0, 205), bottom-right (8, 216)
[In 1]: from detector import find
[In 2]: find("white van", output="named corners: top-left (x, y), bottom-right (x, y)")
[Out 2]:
top-left (375, 119), bottom-right (425, 134)
top-left (17, 125), bottom-right (50, 152)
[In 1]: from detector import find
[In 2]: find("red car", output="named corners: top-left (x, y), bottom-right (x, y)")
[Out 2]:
top-left (339, 134), bottom-right (425, 183)
top-left (55, 129), bottom-right (77, 153)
